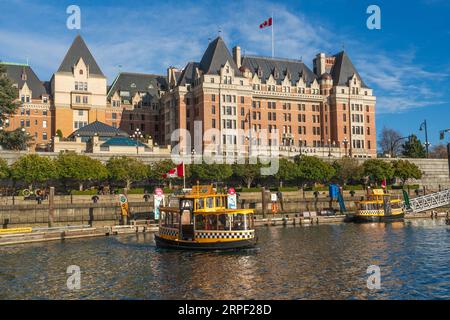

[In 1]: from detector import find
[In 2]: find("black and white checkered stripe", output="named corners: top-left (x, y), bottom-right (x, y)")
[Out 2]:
top-left (195, 231), bottom-right (254, 239)
top-left (160, 227), bottom-right (178, 237)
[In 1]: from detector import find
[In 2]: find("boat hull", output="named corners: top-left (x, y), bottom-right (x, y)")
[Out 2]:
top-left (346, 212), bottom-right (405, 223)
top-left (154, 234), bottom-right (257, 250)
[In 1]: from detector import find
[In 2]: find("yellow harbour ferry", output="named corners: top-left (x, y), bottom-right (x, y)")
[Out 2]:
top-left (155, 185), bottom-right (257, 250)
top-left (346, 188), bottom-right (405, 223)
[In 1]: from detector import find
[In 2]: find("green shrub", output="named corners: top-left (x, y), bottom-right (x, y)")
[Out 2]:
top-left (71, 189), bottom-right (98, 195)
top-left (237, 187), bottom-right (261, 193)
top-left (270, 187), bottom-right (299, 192)
top-left (343, 185), bottom-right (365, 191)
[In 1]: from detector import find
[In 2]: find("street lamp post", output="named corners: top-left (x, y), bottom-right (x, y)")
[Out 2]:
top-left (131, 128), bottom-right (143, 155)
top-left (328, 139), bottom-right (332, 157)
top-left (439, 129), bottom-right (450, 178)
top-left (343, 137), bottom-right (348, 157)
top-left (419, 120), bottom-right (430, 158)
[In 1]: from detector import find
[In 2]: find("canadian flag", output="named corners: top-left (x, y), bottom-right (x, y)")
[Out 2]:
top-left (259, 17), bottom-right (272, 29)
top-left (162, 163), bottom-right (184, 179)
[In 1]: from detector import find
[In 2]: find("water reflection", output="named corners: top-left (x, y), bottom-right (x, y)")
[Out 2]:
top-left (0, 219), bottom-right (449, 299)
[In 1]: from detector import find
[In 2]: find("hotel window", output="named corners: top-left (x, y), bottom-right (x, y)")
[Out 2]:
top-left (75, 96), bottom-right (81, 104)
top-left (241, 120), bottom-right (245, 129)
top-left (141, 115), bottom-right (145, 121)
top-left (212, 94), bottom-right (216, 102)
top-left (26, 120), bottom-right (30, 127)
top-left (43, 132), bottom-right (47, 141)
top-left (212, 106), bottom-right (215, 115)
top-left (43, 120), bottom-right (47, 128)
top-left (35, 120), bottom-right (38, 125)
top-left (212, 119), bottom-right (216, 128)
top-left (141, 124), bottom-right (145, 131)
top-left (367, 115), bottom-right (370, 123)
top-left (43, 96), bottom-right (48, 103)
top-left (240, 96), bottom-right (244, 103)
top-left (20, 120), bottom-right (24, 127)
top-left (78, 110), bottom-right (84, 116)
top-left (26, 109), bottom-right (30, 116)
top-left (344, 126), bottom-right (347, 134)
top-left (43, 110), bottom-right (48, 116)
top-left (112, 123), bottom-right (117, 128)
top-left (368, 141), bottom-right (371, 149)
top-left (343, 114), bottom-right (346, 122)
top-left (112, 113), bottom-right (117, 120)
top-left (367, 127), bottom-right (371, 135)
top-left (240, 107), bottom-right (244, 116)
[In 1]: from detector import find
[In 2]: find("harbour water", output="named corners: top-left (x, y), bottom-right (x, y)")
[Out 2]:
top-left (0, 219), bottom-right (449, 299)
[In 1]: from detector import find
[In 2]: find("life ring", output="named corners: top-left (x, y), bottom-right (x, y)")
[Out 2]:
top-left (22, 189), bottom-right (32, 197)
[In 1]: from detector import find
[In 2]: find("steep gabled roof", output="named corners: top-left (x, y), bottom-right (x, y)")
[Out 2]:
top-left (177, 62), bottom-right (200, 86)
top-left (1, 62), bottom-right (49, 98)
top-left (57, 35), bottom-right (104, 76)
top-left (199, 37), bottom-right (240, 75)
top-left (68, 121), bottom-right (128, 139)
top-left (107, 72), bottom-right (167, 101)
top-left (241, 56), bottom-right (317, 85)
top-left (330, 51), bottom-right (368, 88)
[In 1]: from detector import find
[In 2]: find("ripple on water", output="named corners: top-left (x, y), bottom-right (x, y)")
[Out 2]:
top-left (0, 220), bottom-right (449, 299)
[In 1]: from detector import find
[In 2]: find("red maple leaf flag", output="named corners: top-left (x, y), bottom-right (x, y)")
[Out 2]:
top-left (162, 163), bottom-right (184, 179)
top-left (259, 17), bottom-right (273, 29)
top-left (177, 163), bottom-right (184, 177)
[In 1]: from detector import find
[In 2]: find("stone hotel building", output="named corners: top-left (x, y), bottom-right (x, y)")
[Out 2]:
top-left (1, 34), bottom-right (376, 158)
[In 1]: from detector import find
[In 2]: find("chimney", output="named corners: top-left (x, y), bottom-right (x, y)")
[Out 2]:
top-left (314, 53), bottom-right (326, 76)
top-left (233, 46), bottom-right (241, 68)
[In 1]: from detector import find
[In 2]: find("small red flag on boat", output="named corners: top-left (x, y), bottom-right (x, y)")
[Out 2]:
top-left (381, 178), bottom-right (387, 189)
top-left (259, 17), bottom-right (272, 29)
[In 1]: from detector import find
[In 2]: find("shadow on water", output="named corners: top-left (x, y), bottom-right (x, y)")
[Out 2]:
top-left (0, 219), bottom-right (449, 300)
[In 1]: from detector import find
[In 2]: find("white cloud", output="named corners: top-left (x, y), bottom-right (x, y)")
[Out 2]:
top-left (0, 0), bottom-right (448, 115)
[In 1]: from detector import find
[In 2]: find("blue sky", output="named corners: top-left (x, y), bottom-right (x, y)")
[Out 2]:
top-left (1, 0), bottom-right (449, 147)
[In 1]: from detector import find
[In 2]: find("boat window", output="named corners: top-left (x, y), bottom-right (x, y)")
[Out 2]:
top-left (215, 197), bottom-right (222, 208)
top-left (195, 214), bottom-right (205, 230)
top-left (218, 214), bottom-right (231, 230)
top-left (231, 214), bottom-right (248, 230)
top-left (206, 197), bottom-right (214, 209)
top-left (205, 214), bottom-right (217, 230)
top-left (197, 198), bottom-right (205, 210)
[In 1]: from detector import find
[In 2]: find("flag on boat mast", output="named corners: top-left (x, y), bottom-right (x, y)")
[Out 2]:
top-left (259, 15), bottom-right (274, 58)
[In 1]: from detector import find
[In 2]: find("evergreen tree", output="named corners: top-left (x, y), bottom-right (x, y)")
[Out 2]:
top-left (401, 134), bottom-right (426, 158)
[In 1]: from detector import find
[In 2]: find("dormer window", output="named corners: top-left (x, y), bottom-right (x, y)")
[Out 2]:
top-left (273, 70), bottom-right (279, 79)
top-left (131, 83), bottom-right (136, 88)
top-left (226, 66), bottom-right (230, 74)
top-left (21, 72), bottom-right (27, 81)
top-left (257, 68), bottom-right (263, 78)
top-left (42, 96), bottom-right (48, 103)
top-left (80, 70), bottom-right (83, 75)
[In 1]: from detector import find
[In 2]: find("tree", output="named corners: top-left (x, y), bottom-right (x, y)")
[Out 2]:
top-left (190, 162), bottom-right (233, 183)
top-left (430, 144), bottom-right (448, 159)
top-left (0, 158), bottom-right (9, 180)
top-left (332, 157), bottom-right (363, 184)
top-left (295, 156), bottom-right (335, 187)
top-left (378, 127), bottom-right (402, 157)
top-left (56, 152), bottom-right (108, 191)
top-left (56, 129), bottom-right (63, 139)
top-left (401, 134), bottom-right (426, 158)
top-left (106, 157), bottom-right (148, 189)
top-left (233, 162), bottom-right (261, 188)
top-left (0, 64), bottom-right (19, 122)
top-left (392, 160), bottom-right (422, 185)
top-left (273, 158), bottom-right (298, 187)
top-left (362, 159), bottom-right (393, 185)
top-left (149, 159), bottom-right (178, 181)
top-left (0, 128), bottom-right (33, 150)
top-left (10, 154), bottom-right (58, 189)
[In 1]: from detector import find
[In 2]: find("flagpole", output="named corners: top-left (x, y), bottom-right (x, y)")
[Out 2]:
top-left (271, 13), bottom-right (274, 58)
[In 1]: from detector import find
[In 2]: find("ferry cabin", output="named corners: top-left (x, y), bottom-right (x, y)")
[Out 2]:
top-left (156, 192), bottom-right (256, 250)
